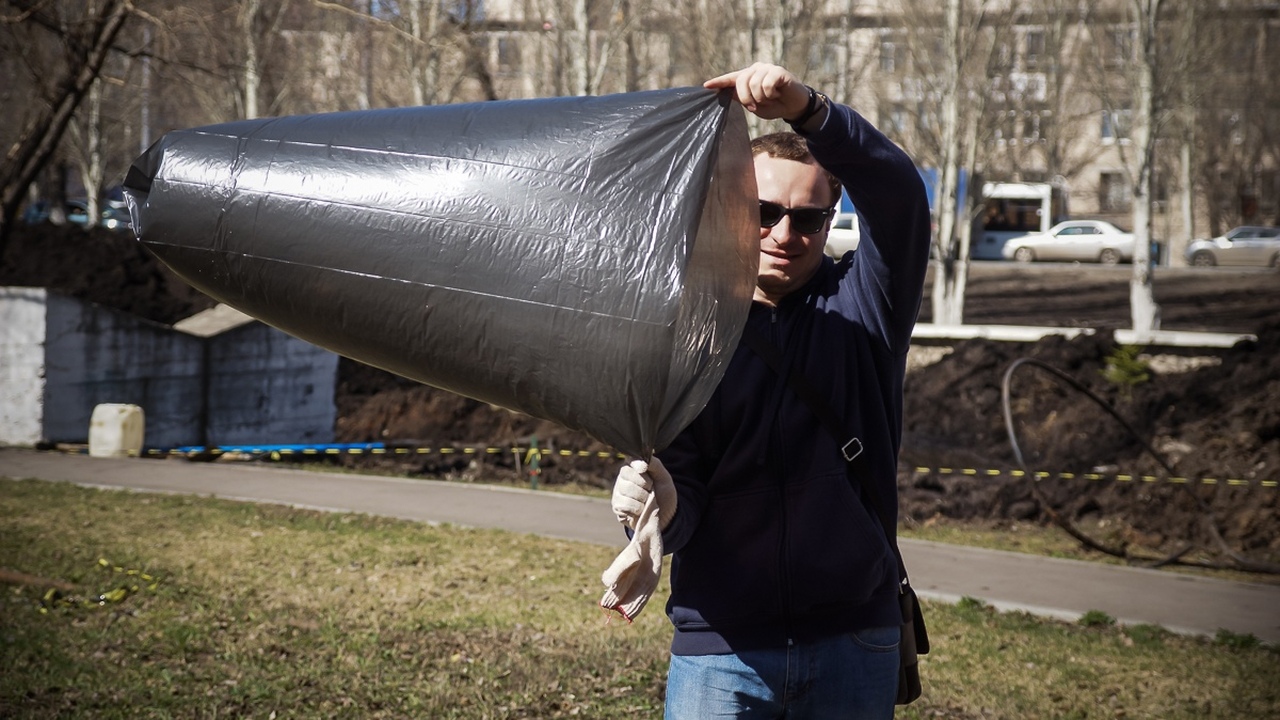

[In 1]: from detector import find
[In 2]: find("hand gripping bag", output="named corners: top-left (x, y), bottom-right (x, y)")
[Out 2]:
top-left (122, 88), bottom-right (758, 458)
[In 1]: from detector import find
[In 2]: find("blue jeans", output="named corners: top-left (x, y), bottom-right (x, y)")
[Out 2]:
top-left (664, 626), bottom-right (901, 719)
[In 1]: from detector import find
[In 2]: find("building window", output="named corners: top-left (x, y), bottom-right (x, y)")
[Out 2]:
top-left (809, 36), bottom-right (842, 78)
top-left (1008, 72), bottom-right (1046, 102)
top-left (995, 109), bottom-right (1017, 144)
top-left (1099, 172), bottom-right (1132, 212)
top-left (880, 34), bottom-right (906, 74)
top-left (1037, 109), bottom-right (1055, 142)
top-left (1022, 110), bottom-right (1039, 142)
top-left (1106, 28), bottom-right (1134, 68)
top-left (1101, 107), bottom-right (1132, 143)
top-left (1149, 171), bottom-right (1169, 204)
top-left (495, 34), bottom-right (520, 74)
top-left (446, 0), bottom-right (485, 23)
top-left (1258, 170), bottom-right (1278, 217)
top-left (917, 100), bottom-right (940, 136)
top-left (1024, 30), bottom-right (1045, 70)
top-left (993, 38), bottom-right (1013, 73)
top-left (884, 103), bottom-right (909, 137)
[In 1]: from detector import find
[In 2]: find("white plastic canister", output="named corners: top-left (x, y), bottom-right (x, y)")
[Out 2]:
top-left (88, 404), bottom-right (146, 458)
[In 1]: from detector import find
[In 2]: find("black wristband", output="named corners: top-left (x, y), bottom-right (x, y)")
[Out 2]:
top-left (786, 86), bottom-right (823, 128)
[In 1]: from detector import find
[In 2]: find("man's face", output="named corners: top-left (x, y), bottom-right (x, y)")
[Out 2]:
top-left (753, 154), bottom-right (834, 305)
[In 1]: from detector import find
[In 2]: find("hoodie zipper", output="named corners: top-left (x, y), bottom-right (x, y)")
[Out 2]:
top-left (769, 303), bottom-right (794, 639)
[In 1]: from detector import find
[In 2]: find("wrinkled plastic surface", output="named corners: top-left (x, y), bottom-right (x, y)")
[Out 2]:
top-left (124, 88), bottom-right (758, 458)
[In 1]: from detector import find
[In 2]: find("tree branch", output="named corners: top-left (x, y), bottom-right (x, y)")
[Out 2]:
top-left (0, 0), bottom-right (132, 261)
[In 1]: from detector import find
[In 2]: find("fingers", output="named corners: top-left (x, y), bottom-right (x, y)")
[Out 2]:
top-left (613, 459), bottom-right (677, 531)
top-left (703, 63), bottom-right (803, 119)
top-left (702, 70), bottom-right (740, 90)
top-left (612, 462), bottom-right (652, 527)
top-left (619, 463), bottom-right (652, 494)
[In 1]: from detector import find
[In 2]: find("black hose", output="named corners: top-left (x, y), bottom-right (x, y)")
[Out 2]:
top-left (999, 357), bottom-right (1280, 574)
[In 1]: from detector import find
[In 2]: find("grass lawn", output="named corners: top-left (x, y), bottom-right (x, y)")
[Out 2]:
top-left (2, 477), bottom-right (1276, 719)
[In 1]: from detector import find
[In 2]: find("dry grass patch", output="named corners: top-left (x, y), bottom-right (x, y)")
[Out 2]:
top-left (3, 478), bottom-right (1277, 719)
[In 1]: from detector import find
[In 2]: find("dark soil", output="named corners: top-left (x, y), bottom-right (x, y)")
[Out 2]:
top-left (900, 326), bottom-right (1280, 564)
top-left (4, 225), bottom-right (1278, 567)
top-left (1, 224), bottom-right (216, 326)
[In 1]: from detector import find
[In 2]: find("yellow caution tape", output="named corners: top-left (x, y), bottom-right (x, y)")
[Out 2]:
top-left (115, 447), bottom-right (1274, 488)
top-left (37, 558), bottom-right (160, 613)
top-left (913, 466), bottom-right (1276, 488)
top-left (134, 445), bottom-right (626, 460)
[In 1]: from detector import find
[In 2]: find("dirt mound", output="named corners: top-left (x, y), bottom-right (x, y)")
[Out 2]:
top-left (5, 223), bottom-right (1277, 565)
top-left (0, 224), bottom-right (215, 325)
top-left (333, 357), bottom-right (616, 483)
top-left (901, 327), bottom-right (1280, 563)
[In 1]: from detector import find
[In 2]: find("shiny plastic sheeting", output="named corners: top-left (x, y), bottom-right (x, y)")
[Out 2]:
top-left (123, 88), bottom-right (758, 458)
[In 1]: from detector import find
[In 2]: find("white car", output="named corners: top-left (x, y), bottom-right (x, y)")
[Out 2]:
top-left (1001, 219), bottom-right (1135, 264)
top-left (823, 212), bottom-right (861, 258)
top-left (1184, 226), bottom-right (1280, 267)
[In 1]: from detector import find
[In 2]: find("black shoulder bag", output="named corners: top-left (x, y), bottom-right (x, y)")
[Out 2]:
top-left (741, 328), bottom-right (928, 705)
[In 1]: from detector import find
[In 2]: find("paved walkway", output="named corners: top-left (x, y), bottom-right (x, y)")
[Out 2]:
top-left (3, 447), bottom-right (1277, 643)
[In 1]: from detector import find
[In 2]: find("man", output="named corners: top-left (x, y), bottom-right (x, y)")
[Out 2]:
top-left (611, 63), bottom-right (931, 718)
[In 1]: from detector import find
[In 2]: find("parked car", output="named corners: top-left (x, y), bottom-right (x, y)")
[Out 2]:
top-left (1184, 226), bottom-right (1280, 268)
top-left (1001, 219), bottom-right (1135, 264)
top-left (823, 212), bottom-right (861, 258)
top-left (67, 199), bottom-right (132, 231)
top-left (24, 198), bottom-right (132, 231)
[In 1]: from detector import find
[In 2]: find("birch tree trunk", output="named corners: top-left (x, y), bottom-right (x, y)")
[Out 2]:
top-left (139, 26), bottom-right (153, 152)
top-left (241, 0), bottom-right (262, 119)
top-left (951, 106), bottom-right (983, 320)
top-left (621, 0), bottom-right (639, 92)
top-left (82, 78), bottom-right (104, 223)
top-left (1175, 3), bottom-right (1198, 264)
top-left (358, 0), bottom-right (374, 110)
top-left (1179, 133), bottom-right (1194, 261)
top-left (770, 0), bottom-right (785, 61)
top-left (1128, 0), bottom-right (1161, 333)
top-left (407, 0), bottom-right (426, 105)
top-left (572, 0), bottom-right (590, 96)
top-left (838, 0), bottom-right (855, 103)
top-left (931, 0), bottom-right (963, 326)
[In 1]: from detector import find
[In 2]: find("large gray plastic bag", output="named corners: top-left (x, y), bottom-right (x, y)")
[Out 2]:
top-left (123, 87), bottom-right (758, 458)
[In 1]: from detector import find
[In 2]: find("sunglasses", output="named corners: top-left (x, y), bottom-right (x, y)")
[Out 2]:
top-left (758, 200), bottom-right (834, 234)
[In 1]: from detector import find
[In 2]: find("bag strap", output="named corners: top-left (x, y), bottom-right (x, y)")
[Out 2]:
top-left (740, 326), bottom-right (910, 584)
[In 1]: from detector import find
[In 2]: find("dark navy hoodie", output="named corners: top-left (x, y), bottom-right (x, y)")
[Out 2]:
top-left (655, 101), bottom-right (931, 656)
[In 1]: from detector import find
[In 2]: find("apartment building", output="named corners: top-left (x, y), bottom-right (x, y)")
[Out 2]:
top-left (459, 0), bottom-right (1279, 262)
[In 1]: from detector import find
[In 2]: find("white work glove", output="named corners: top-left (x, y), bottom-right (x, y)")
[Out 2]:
top-left (600, 458), bottom-right (676, 622)
top-left (600, 487), bottom-right (663, 622)
top-left (611, 458), bottom-right (677, 532)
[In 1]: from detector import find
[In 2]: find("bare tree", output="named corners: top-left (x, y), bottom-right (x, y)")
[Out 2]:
top-left (572, 0), bottom-right (589, 94)
top-left (888, 0), bottom-right (1008, 325)
top-left (1162, 1), bottom-right (1212, 263)
top-left (931, 0), bottom-right (964, 325)
top-left (1127, 0), bottom-right (1161, 334)
top-left (1083, 0), bottom-right (1164, 332)
top-left (405, 0), bottom-right (443, 104)
top-left (0, 0), bottom-right (132, 259)
top-left (241, 0), bottom-right (263, 116)
top-left (1191, 2), bottom-right (1279, 236)
top-left (619, 0), bottom-right (640, 92)
top-left (69, 77), bottom-right (106, 222)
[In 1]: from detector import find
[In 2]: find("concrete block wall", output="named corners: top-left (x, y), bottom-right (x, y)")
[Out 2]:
top-left (42, 292), bottom-right (205, 447)
top-left (0, 287), bottom-right (338, 449)
top-left (1, 288), bottom-right (50, 445)
top-left (206, 322), bottom-right (338, 445)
